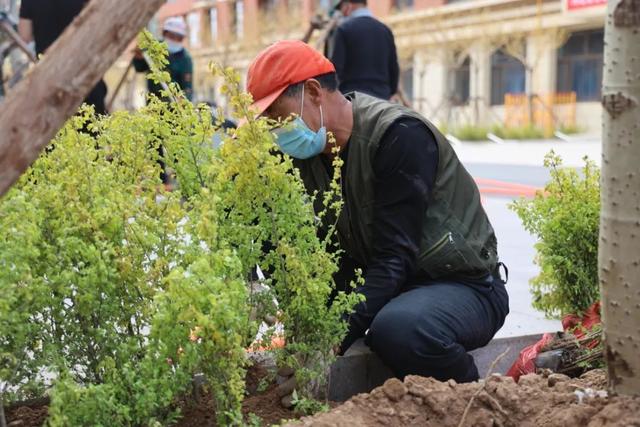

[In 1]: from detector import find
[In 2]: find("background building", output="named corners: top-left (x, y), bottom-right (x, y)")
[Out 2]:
top-left (387, 0), bottom-right (606, 134)
top-left (115, 0), bottom-right (606, 134)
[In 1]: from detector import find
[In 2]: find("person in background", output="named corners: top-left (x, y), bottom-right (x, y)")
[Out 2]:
top-left (18, 0), bottom-right (108, 113)
top-left (330, 0), bottom-right (399, 100)
top-left (133, 16), bottom-right (193, 102)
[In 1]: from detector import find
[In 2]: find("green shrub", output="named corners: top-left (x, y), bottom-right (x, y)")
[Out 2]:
top-left (0, 31), bottom-right (358, 426)
top-left (491, 124), bottom-right (545, 140)
top-left (205, 65), bottom-right (362, 394)
top-left (452, 125), bottom-right (490, 141)
top-left (510, 152), bottom-right (600, 318)
top-left (557, 123), bottom-right (584, 135)
top-left (0, 106), bottom-right (209, 424)
top-left (443, 124), bottom-right (545, 141)
top-left (435, 122), bottom-right (448, 136)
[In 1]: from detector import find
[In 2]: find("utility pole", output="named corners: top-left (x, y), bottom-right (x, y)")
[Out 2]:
top-left (599, 0), bottom-right (640, 395)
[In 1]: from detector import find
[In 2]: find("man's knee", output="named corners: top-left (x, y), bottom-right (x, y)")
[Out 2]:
top-left (367, 307), bottom-right (478, 382)
top-left (367, 306), bottom-right (415, 354)
top-left (367, 309), bottom-right (444, 369)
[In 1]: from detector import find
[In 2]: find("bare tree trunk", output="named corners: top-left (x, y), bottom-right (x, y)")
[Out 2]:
top-left (599, 0), bottom-right (640, 396)
top-left (0, 0), bottom-right (165, 197)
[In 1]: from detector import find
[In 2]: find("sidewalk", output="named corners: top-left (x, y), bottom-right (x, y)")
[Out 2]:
top-left (482, 197), bottom-right (562, 338)
top-left (452, 137), bottom-right (601, 168)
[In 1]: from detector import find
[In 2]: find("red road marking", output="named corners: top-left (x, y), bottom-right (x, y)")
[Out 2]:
top-left (474, 178), bottom-right (541, 198)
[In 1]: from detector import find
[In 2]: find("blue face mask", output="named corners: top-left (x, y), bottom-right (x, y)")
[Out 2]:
top-left (166, 40), bottom-right (183, 54)
top-left (274, 85), bottom-right (327, 159)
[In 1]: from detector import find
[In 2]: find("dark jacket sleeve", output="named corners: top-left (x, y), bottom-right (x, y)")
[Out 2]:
top-left (340, 118), bottom-right (439, 352)
top-left (330, 27), bottom-right (346, 85)
top-left (388, 30), bottom-right (400, 96)
top-left (132, 57), bottom-right (150, 73)
top-left (19, 0), bottom-right (35, 19)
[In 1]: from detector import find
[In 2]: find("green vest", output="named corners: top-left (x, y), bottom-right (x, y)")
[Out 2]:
top-left (294, 93), bottom-right (498, 280)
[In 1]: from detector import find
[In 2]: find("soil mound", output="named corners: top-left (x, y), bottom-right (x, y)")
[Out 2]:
top-left (288, 369), bottom-right (640, 427)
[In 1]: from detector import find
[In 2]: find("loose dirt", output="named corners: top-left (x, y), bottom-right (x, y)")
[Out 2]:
top-left (173, 387), bottom-right (298, 427)
top-left (5, 403), bottom-right (49, 427)
top-left (287, 369), bottom-right (640, 427)
top-left (5, 363), bottom-right (299, 427)
top-left (7, 369), bottom-right (639, 426)
top-left (175, 363), bottom-right (300, 427)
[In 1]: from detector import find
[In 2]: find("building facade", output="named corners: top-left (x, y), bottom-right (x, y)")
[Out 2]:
top-left (152, 0), bottom-right (607, 133)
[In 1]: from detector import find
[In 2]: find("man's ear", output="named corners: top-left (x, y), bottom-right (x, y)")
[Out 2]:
top-left (304, 79), bottom-right (323, 105)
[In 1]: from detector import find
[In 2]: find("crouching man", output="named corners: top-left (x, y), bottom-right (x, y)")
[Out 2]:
top-left (246, 40), bottom-right (509, 382)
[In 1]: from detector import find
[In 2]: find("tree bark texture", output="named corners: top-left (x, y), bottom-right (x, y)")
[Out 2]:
top-left (599, 0), bottom-right (640, 396)
top-left (0, 0), bottom-right (165, 197)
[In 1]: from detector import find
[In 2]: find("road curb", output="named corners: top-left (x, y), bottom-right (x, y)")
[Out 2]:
top-left (328, 333), bottom-right (544, 401)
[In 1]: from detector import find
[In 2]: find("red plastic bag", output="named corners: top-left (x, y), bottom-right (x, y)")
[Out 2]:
top-left (506, 301), bottom-right (602, 381)
top-left (562, 301), bottom-right (601, 343)
top-left (506, 333), bottom-right (555, 381)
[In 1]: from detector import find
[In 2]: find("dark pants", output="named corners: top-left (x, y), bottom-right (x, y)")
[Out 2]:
top-left (366, 273), bottom-right (509, 383)
top-left (85, 80), bottom-right (108, 115)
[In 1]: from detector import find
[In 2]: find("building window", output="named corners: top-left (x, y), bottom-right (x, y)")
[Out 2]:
top-left (187, 12), bottom-right (201, 48)
top-left (449, 55), bottom-right (470, 106)
top-left (557, 29), bottom-right (604, 102)
top-left (318, 0), bottom-right (331, 12)
top-left (259, 0), bottom-right (278, 11)
top-left (210, 8), bottom-right (218, 41)
top-left (393, 0), bottom-right (414, 11)
top-left (401, 67), bottom-right (414, 102)
top-left (235, 0), bottom-right (244, 39)
top-left (490, 49), bottom-right (525, 105)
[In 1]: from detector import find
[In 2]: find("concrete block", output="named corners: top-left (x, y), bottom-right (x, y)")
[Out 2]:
top-left (328, 339), bottom-right (394, 402)
top-left (328, 333), bottom-right (544, 401)
top-left (469, 333), bottom-right (543, 377)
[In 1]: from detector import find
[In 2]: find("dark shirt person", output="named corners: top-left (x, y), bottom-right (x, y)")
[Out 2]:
top-left (133, 16), bottom-right (193, 102)
top-left (330, 0), bottom-right (399, 100)
top-left (18, 0), bottom-right (108, 114)
top-left (246, 41), bottom-right (509, 383)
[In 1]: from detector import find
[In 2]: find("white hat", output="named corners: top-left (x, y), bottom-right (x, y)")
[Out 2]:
top-left (163, 16), bottom-right (187, 37)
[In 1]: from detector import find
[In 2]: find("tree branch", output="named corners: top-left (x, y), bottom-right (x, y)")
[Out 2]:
top-left (0, 0), bottom-right (166, 197)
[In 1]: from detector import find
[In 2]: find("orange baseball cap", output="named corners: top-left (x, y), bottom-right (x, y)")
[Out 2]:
top-left (247, 40), bottom-right (336, 116)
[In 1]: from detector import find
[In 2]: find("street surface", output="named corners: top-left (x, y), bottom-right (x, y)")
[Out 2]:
top-left (455, 139), bottom-right (601, 338)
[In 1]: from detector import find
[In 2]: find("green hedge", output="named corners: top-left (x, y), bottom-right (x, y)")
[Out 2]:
top-left (510, 152), bottom-right (600, 318)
